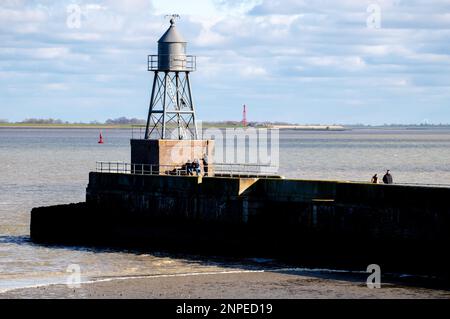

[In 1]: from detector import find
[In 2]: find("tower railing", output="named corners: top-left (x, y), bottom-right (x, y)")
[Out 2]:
top-left (148, 55), bottom-right (196, 71)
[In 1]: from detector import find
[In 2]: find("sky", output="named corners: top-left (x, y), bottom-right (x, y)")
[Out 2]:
top-left (1, 0), bottom-right (450, 125)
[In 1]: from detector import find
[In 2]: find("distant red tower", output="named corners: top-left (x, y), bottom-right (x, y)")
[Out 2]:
top-left (242, 104), bottom-right (247, 127)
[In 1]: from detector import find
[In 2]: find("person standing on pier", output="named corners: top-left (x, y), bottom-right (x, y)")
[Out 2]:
top-left (193, 159), bottom-right (201, 176)
top-left (371, 174), bottom-right (378, 184)
top-left (186, 161), bottom-right (193, 175)
top-left (382, 170), bottom-right (393, 184)
top-left (203, 154), bottom-right (209, 176)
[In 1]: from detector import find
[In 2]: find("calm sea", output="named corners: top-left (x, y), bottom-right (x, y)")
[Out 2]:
top-left (1, 127), bottom-right (450, 292)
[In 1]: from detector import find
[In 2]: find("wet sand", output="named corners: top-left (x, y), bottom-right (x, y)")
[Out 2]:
top-left (1, 269), bottom-right (449, 299)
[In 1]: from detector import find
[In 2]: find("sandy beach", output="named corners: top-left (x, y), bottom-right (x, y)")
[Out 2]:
top-left (1, 269), bottom-right (449, 299)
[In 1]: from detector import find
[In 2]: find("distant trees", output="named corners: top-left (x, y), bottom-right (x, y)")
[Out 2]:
top-left (9, 117), bottom-right (450, 127)
top-left (203, 121), bottom-right (260, 127)
top-left (16, 117), bottom-right (146, 125)
top-left (105, 117), bottom-right (146, 125)
top-left (20, 118), bottom-right (66, 124)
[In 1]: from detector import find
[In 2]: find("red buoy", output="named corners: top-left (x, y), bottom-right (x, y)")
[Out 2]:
top-left (98, 131), bottom-right (104, 144)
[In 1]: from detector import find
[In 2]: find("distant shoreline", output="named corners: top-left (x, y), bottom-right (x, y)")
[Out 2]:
top-left (0, 124), bottom-right (134, 129)
top-left (269, 125), bottom-right (346, 131)
top-left (0, 124), bottom-right (347, 130)
top-left (1, 123), bottom-right (450, 131)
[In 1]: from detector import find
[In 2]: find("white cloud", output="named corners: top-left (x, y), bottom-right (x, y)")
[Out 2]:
top-left (43, 83), bottom-right (69, 90)
top-left (104, 0), bottom-right (153, 13)
top-left (1, 0), bottom-right (450, 124)
top-left (302, 56), bottom-right (366, 70)
top-left (152, 0), bottom-right (216, 16)
top-left (0, 7), bottom-right (47, 22)
top-left (194, 28), bottom-right (227, 46)
top-left (240, 66), bottom-right (267, 77)
top-left (33, 47), bottom-right (71, 59)
top-left (357, 45), bottom-right (411, 56)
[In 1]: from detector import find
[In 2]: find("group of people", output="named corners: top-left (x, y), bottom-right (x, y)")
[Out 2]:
top-left (371, 170), bottom-right (393, 184)
top-left (185, 155), bottom-right (209, 176)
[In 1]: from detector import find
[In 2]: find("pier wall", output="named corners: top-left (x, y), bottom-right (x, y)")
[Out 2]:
top-left (31, 173), bottom-right (450, 277)
top-left (85, 172), bottom-right (450, 240)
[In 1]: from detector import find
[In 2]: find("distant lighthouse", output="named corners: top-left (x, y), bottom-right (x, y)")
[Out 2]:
top-left (144, 16), bottom-right (198, 140)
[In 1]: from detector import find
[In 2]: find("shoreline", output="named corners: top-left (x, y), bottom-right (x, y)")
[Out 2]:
top-left (1, 124), bottom-right (450, 131)
top-left (0, 124), bottom-right (134, 129)
top-left (1, 269), bottom-right (449, 299)
top-left (0, 124), bottom-right (348, 131)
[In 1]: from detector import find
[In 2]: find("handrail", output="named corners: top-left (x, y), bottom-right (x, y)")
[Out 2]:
top-left (131, 125), bottom-right (146, 140)
top-left (95, 161), bottom-right (280, 178)
top-left (349, 180), bottom-right (450, 188)
top-left (148, 55), bottom-right (196, 72)
top-left (94, 163), bottom-right (450, 186)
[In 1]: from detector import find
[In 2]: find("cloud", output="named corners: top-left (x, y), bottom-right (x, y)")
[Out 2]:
top-left (34, 47), bottom-right (71, 59)
top-left (43, 82), bottom-right (69, 90)
top-left (240, 66), bottom-right (268, 77)
top-left (104, 0), bottom-right (153, 13)
top-left (1, 0), bottom-right (450, 124)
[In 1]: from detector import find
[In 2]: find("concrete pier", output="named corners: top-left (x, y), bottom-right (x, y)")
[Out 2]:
top-left (31, 173), bottom-right (450, 279)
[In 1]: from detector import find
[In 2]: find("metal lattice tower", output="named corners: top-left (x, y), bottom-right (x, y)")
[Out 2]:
top-left (145, 17), bottom-right (198, 140)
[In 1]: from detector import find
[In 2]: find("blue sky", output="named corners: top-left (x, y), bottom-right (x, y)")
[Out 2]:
top-left (1, 0), bottom-right (450, 124)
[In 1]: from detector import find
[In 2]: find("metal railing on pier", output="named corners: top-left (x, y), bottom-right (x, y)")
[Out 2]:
top-left (213, 163), bottom-right (279, 178)
top-left (131, 125), bottom-right (147, 139)
top-left (94, 163), bottom-right (450, 186)
top-left (397, 182), bottom-right (450, 188)
top-left (96, 162), bottom-right (186, 176)
top-left (352, 180), bottom-right (450, 188)
top-left (96, 161), bottom-right (280, 178)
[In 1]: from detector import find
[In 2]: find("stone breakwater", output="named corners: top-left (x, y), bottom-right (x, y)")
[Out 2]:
top-left (31, 173), bottom-right (450, 280)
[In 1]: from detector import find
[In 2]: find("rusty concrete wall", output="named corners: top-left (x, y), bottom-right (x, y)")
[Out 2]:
top-left (130, 139), bottom-right (214, 173)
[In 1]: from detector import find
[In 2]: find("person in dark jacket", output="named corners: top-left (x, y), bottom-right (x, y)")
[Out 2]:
top-left (193, 159), bottom-right (201, 176)
top-left (202, 154), bottom-right (209, 176)
top-left (382, 170), bottom-right (393, 184)
top-left (186, 161), bottom-right (193, 175)
top-left (371, 174), bottom-right (378, 184)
